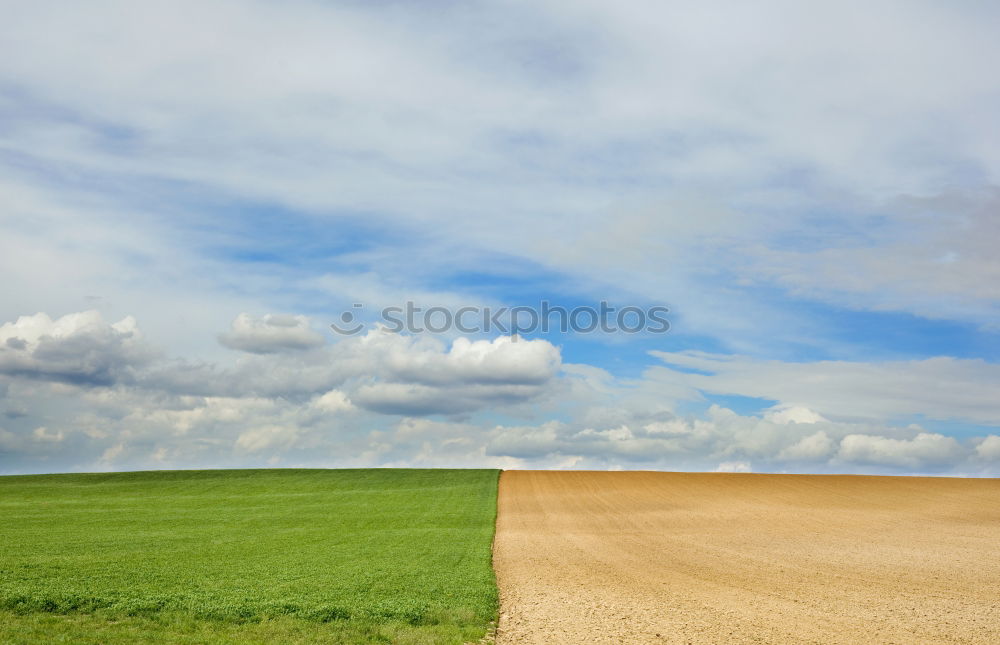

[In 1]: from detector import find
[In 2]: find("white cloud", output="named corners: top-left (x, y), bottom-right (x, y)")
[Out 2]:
top-left (31, 426), bottom-right (65, 443)
top-left (311, 389), bottom-right (354, 414)
top-left (648, 351), bottom-right (1000, 425)
top-left (0, 311), bottom-right (564, 447)
top-left (837, 433), bottom-right (964, 469)
top-left (480, 399), bottom-right (991, 474)
top-left (0, 346), bottom-right (993, 475)
top-left (235, 425), bottom-right (299, 454)
top-left (1, 0), bottom-right (998, 346)
top-left (352, 382), bottom-right (549, 417)
top-left (740, 190), bottom-right (1000, 326)
top-left (0, 309), bottom-right (993, 477)
top-left (975, 435), bottom-right (1000, 461)
top-left (99, 442), bottom-right (125, 465)
top-left (642, 419), bottom-right (694, 437)
top-left (3, 4), bottom-right (999, 475)
top-left (218, 313), bottom-right (325, 353)
top-left (118, 396), bottom-right (278, 436)
top-left (0, 311), bottom-right (152, 385)
top-left (765, 405), bottom-right (827, 425)
top-left (377, 334), bottom-right (561, 386)
top-left (715, 461), bottom-right (752, 473)
top-left (0, 425), bottom-right (70, 455)
top-left (487, 421), bottom-right (565, 461)
top-left (777, 431), bottom-right (835, 461)
top-left (341, 332), bottom-right (561, 415)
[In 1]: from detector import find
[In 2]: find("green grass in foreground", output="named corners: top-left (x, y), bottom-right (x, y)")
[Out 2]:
top-left (0, 468), bottom-right (500, 644)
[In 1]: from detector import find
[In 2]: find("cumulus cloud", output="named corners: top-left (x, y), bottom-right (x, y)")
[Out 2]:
top-left (352, 382), bottom-right (549, 417)
top-left (117, 395), bottom-right (279, 436)
top-left (218, 313), bottom-right (325, 353)
top-left (0, 311), bottom-right (152, 386)
top-left (715, 461), bottom-right (752, 473)
top-left (153, 326), bottom-right (562, 411)
top-left (381, 335), bottom-right (561, 386)
top-left (32, 427), bottom-right (65, 443)
top-left (837, 433), bottom-right (964, 469)
top-left (485, 407), bottom-right (749, 465)
top-left (484, 403), bottom-right (986, 474)
top-left (141, 350), bottom-right (346, 400)
top-left (311, 389), bottom-right (354, 414)
top-left (0, 424), bottom-right (73, 460)
top-left (0, 309), bottom-right (995, 476)
top-left (777, 431), bottom-right (835, 462)
top-left (0, 310), bottom-right (564, 453)
top-left (147, 328), bottom-right (563, 416)
top-left (235, 425), bottom-right (299, 454)
top-left (974, 435), bottom-right (1000, 461)
top-left (347, 333), bottom-right (561, 415)
top-left (486, 421), bottom-right (565, 460)
top-left (765, 405), bottom-right (827, 425)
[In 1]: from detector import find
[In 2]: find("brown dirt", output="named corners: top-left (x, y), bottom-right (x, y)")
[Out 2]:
top-left (492, 470), bottom-right (1000, 644)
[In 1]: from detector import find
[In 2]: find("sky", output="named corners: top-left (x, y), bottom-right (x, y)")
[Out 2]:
top-left (1, 0), bottom-right (999, 475)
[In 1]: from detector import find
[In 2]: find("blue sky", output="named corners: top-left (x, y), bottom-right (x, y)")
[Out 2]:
top-left (1, 0), bottom-right (999, 475)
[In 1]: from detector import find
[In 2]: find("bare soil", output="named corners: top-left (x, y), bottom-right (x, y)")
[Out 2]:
top-left (492, 471), bottom-right (1000, 644)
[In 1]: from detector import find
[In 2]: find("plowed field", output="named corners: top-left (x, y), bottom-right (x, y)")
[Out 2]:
top-left (493, 471), bottom-right (1000, 644)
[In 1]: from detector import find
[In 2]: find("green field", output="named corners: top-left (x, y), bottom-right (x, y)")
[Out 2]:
top-left (0, 469), bottom-right (500, 644)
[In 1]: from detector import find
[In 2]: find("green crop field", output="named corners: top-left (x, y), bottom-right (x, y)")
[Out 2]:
top-left (0, 468), bottom-right (500, 644)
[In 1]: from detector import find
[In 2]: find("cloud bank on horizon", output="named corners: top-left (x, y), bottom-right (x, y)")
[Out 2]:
top-left (1, 1), bottom-right (998, 475)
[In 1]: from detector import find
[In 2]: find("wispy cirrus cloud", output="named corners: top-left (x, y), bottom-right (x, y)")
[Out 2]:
top-left (218, 313), bottom-right (325, 354)
top-left (646, 350), bottom-right (1000, 425)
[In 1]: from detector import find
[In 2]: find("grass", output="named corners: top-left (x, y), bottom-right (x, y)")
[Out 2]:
top-left (0, 468), bottom-right (500, 644)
